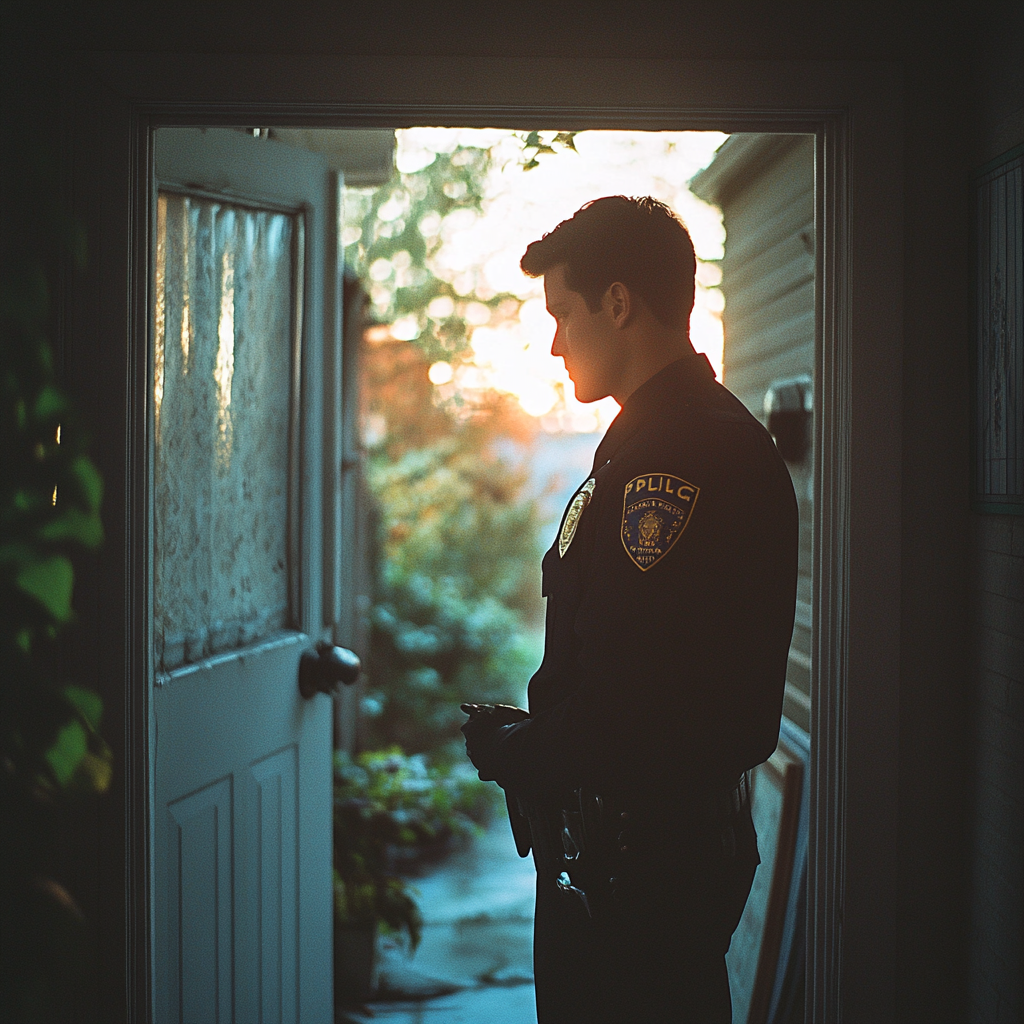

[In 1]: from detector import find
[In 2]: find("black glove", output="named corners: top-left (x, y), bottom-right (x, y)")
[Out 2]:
top-left (460, 703), bottom-right (529, 782)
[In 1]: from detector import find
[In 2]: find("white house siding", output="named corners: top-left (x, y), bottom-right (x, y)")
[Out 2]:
top-left (690, 134), bottom-right (815, 732)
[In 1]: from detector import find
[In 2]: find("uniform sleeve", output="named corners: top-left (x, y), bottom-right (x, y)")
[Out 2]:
top-left (490, 421), bottom-right (798, 795)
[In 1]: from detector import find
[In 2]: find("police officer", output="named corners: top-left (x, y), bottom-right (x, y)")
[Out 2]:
top-left (462, 196), bottom-right (799, 1023)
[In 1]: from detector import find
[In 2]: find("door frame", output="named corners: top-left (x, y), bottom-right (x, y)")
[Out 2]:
top-left (67, 53), bottom-right (903, 1024)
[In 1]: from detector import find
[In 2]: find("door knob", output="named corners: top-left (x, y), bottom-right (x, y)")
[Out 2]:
top-left (299, 641), bottom-right (361, 699)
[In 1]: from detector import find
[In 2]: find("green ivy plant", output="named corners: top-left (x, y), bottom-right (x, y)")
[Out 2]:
top-left (1, 129), bottom-right (110, 1023)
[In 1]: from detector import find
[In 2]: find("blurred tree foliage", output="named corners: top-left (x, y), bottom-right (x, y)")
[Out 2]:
top-left (1, 123), bottom-right (111, 1022)
top-left (361, 335), bottom-right (543, 755)
top-left (344, 142), bottom-right (516, 365)
top-left (346, 138), bottom-right (546, 755)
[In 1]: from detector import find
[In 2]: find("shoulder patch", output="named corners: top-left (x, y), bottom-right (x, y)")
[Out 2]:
top-left (621, 474), bottom-right (699, 571)
top-left (559, 478), bottom-right (596, 558)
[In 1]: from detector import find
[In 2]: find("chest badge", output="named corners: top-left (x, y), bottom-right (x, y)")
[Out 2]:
top-left (621, 473), bottom-right (699, 571)
top-left (559, 478), bottom-right (596, 558)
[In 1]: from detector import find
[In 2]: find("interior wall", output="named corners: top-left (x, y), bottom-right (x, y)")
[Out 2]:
top-left (2, 3), bottom-right (1018, 1022)
top-left (966, 6), bottom-right (1024, 1022)
top-left (897, 36), bottom-right (974, 1024)
top-left (0, 2), bottom-right (940, 61)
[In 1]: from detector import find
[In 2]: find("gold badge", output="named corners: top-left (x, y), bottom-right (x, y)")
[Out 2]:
top-left (559, 478), bottom-right (596, 558)
top-left (621, 473), bottom-right (699, 570)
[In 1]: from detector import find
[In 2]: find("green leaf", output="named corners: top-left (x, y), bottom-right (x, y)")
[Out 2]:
top-left (63, 685), bottom-right (103, 730)
top-left (16, 554), bottom-right (74, 622)
top-left (70, 456), bottom-right (103, 513)
top-left (44, 720), bottom-right (88, 787)
top-left (522, 158), bottom-right (540, 171)
top-left (37, 507), bottom-right (104, 547)
top-left (523, 131), bottom-right (541, 148)
top-left (13, 489), bottom-right (34, 511)
top-left (33, 384), bottom-right (68, 422)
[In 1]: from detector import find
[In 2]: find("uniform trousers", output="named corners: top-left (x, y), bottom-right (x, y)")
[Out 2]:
top-left (532, 813), bottom-right (758, 1023)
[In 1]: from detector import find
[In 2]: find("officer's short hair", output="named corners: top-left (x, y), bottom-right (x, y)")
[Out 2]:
top-left (520, 196), bottom-right (697, 329)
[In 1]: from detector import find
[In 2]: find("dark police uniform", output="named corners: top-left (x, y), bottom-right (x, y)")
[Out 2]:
top-left (465, 350), bottom-right (799, 1023)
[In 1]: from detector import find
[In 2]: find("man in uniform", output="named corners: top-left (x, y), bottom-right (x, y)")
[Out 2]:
top-left (461, 196), bottom-right (799, 1023)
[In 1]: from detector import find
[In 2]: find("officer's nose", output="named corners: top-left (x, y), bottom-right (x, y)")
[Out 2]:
top-left (551, 325), bottom-right (565, 359)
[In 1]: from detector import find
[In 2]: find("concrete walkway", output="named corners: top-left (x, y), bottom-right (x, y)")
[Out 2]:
top-left (342, 815), bottom-right (538, 1024)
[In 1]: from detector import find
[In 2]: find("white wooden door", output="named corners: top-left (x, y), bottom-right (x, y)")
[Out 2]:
top-left (150, 128), bottom-right (337, 1024)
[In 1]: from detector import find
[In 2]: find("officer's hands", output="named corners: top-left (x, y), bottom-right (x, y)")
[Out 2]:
top-left (460, 702), bottom-right (530, 726)
top-left (460, 715), bottom-right (503, 780)
top-left (460, 703), bottom-right (530, 781)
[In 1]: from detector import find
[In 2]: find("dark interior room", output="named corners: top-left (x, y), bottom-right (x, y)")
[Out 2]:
top-left (1, 3), bottom-right (1021, 1022)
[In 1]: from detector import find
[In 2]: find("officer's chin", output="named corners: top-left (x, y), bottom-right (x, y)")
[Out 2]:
top-left (569, 380), bottom-right (601, 405)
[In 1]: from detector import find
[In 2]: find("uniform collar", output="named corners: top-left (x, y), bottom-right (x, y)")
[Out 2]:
top-left (591, 350), bottom-right (717, 472)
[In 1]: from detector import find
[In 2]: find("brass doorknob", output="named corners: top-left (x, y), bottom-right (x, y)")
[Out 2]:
top-left (298, 641), bottom-right (361, 699)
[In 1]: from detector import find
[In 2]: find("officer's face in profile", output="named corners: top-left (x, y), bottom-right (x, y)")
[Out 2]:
top-left (544, 263), bottom-right (627, 404)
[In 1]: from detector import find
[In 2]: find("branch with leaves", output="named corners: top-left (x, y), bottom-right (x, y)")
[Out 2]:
top-left (516, 130), bottom-right (579, 171)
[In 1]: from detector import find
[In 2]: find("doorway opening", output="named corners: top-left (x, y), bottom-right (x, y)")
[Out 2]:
top-left (338, 126), bottom-right (813, 1024)
top-left (149, 123), bottom-right (816, 1024)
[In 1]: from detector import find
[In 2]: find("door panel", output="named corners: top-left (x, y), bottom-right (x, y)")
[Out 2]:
top-left (166, 778), bottom-right (233, 1024)
top-left (154, 636), bottom-right (326, 1023)
top-left (152, 128), bottom-right (336, 1024)
top-left (251, 746), bottom-right (299, 1024)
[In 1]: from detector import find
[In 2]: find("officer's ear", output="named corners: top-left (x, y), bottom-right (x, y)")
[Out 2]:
top-left (604, 281), bottom-right (633, 328)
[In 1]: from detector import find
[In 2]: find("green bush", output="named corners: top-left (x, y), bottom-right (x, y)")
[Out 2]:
top-left (332, 748), bottom-right (502, 948)
top-left (363, 431), bottom-right (543, 753)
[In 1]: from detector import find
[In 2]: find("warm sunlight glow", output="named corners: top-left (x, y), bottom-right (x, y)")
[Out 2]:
top-left (428, 361), bottom-right (454, 385)
top-left (393, 128), bottom-right (729, 433)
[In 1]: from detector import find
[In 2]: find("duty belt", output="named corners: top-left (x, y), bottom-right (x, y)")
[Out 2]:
top-left (549, 774), bottom-right (753, 918)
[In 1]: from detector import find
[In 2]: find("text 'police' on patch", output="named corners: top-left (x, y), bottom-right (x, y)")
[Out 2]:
top-left (620, 473), bottom-right (699, 571)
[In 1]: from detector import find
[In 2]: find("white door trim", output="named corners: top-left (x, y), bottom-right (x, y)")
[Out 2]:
top-left (71, 53), bottom-right (903, 1024)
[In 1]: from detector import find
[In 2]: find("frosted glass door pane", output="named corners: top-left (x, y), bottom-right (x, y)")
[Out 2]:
top-left (154, 192), bottom-right (299, 671)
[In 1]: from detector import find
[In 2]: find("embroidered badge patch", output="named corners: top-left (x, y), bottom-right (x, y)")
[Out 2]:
top-left (621, 474), bottom-right (699, 570)
top-left (559, 478), bottom-right (596, 558)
